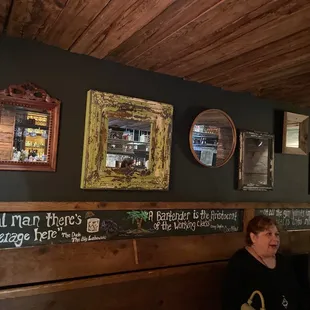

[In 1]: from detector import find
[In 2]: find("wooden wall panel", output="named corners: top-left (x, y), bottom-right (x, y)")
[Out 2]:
top-left (129, 0), bottom-right (309, 71)
top-left (0, 262), bottom-right (227, 310)
top-left (0, 233), bottom-right (241, 288)
top-left (0, 240), bottom-right (138, 287)
top-left (3, 0), bottom-right (310, 106)
top-left (218, 45), bottom-right (310, 90)
top-left (106, 0), bottom-right (219, 63)
top-left (0, 202), bottom-right (309, 289)
top-left (159, 1), bottom-right (310, 77)
top-left (0, 1), bottom-right (10, 33)
top-left (0, 1), bottom-right (11, 33)
top-left (185, 28), bottom-right (310, 84)
top-left (2, 201), bottom-right (310, 212)
top-left (36, 0), bottom-right (111, 49)
top-left (71, 0), bottom-right (175, 57)
top-left (6, 0), bottom-right (63, 38)
top-left (137, 233), bottom-right (244, 268)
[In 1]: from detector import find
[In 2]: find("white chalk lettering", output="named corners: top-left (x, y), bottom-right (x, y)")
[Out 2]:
top-left (210, 210), bottom-right (237, 221)
top-left (46, 213), bottom-right (82, 227)
top-left (0, 213), bottom-right (7, 227)
top-left (156, 211), bottom-right (191, 222)
top-left (0, 232), bottom-right (30, 247)
top-left (200, 210), bottom-right (210, 220)
top-left (197, 219), bottom-right (210, 227)
top-left (34, 228), bottom-right (57, 242)
top-left (193, 210), bottom-right (199, 220)
top-left (173, 221), bottom-right (196, 231)
top-left (161, 221), bottom-right (172, 231)
top-left (88, 235), bottom-right (107, 241)
top-left (11, 215), bottom-right (40, 228)
top-left (153, 222), bottom-right (160, 230)
top-left (148, 211), bottom-right (154, 222)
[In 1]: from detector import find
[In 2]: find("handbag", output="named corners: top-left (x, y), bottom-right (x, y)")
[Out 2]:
top-left (241, 290), bottom-right (266, 310)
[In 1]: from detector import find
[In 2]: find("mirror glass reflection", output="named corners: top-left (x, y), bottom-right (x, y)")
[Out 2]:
top-left (106, 118), bottom-right (150, 169)
top-left (285, 112), bottom-right (308, 148)
top-left (190, 109), bottom-right (236, 167)
top-left (286, 124), bottom-right (299, 148)
top-left (238, 130), bottom-right (274, 191)
top-left (243, 137), bottom-right (269, 186)
top-left (282, 112), bottom-right (308, 155)
top-left (0, 104), bottom-right (50, 162)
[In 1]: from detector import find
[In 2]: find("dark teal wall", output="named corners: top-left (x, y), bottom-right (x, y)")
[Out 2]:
top-left (0, 36), bottom-right (309, 202)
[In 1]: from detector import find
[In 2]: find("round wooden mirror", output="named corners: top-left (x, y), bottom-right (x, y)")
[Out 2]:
top-left (189, 109), bottom-right (236, 168)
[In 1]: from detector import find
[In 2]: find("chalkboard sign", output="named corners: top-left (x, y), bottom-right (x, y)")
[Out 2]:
top-left (0, 209), bottom-right (243, 249)
top-left (255, 208), bottom-right (310, 231)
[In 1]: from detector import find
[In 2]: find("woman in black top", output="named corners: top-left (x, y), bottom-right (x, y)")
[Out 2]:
top-left (222, 215), bottom-right (307, 310)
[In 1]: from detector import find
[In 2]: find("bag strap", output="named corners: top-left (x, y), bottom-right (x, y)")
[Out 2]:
top-left (241, 290), bottom-right (266, 310)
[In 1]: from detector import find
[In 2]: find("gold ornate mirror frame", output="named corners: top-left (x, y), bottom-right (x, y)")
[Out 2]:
top-left (80, 90), bottom-right (173, 190)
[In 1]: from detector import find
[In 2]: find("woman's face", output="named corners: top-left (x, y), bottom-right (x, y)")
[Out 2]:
top-left (250, 224), bottom-right (280, 257)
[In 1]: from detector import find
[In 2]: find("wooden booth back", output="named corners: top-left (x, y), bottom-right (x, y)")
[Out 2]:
top-left (0, 202), bottom-right (309, 310)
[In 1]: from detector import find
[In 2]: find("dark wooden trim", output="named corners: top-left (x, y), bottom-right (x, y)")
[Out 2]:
top-left (0, 202), bottom-right (309, 288)
top-left (243, 208), bottom-right (255, 232)
top-left (0, 201), bottom-right (309, 211)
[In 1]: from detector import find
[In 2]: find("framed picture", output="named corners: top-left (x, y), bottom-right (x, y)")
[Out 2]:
top-left (238, 130), bottom-right (274, 191)
top-left (80, 90), bottom-right (173, 190)
top-left (282, 112), bottom-right (308, 155)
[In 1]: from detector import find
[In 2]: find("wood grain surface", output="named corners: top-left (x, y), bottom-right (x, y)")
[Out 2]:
top-left (0, 0), bottom-right (309, 105)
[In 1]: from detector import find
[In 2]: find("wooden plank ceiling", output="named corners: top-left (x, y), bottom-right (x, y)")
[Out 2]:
top-left (1, 0), bottom-right (310, 107)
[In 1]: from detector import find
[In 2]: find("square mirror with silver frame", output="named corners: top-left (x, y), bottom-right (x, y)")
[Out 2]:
top-left (238, 130), bottom-right (274, 191)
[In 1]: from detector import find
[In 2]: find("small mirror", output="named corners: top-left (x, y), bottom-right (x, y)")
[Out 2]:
top-left (0, 83), bottom-right (60, 171)
top-left (189, 109), bottom-right (237, 167)
top-left (283, 112), bottom-right (308, 155)
top-left (238, 131), bottom-right (274, 191)
top-left (106, 118), bottom-right (151, 170)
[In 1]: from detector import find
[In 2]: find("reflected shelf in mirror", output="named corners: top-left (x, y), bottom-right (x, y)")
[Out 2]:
top-left (0, 104), bottom-right (51, 163)
top-left (80, 90), bottom-right (173, 190)
top-left (106, 118), bottom-right (151, 170)
top-left (189, 109), bottom-right (237, 168)
top-left (0, 83), bottom-right (60, 171)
